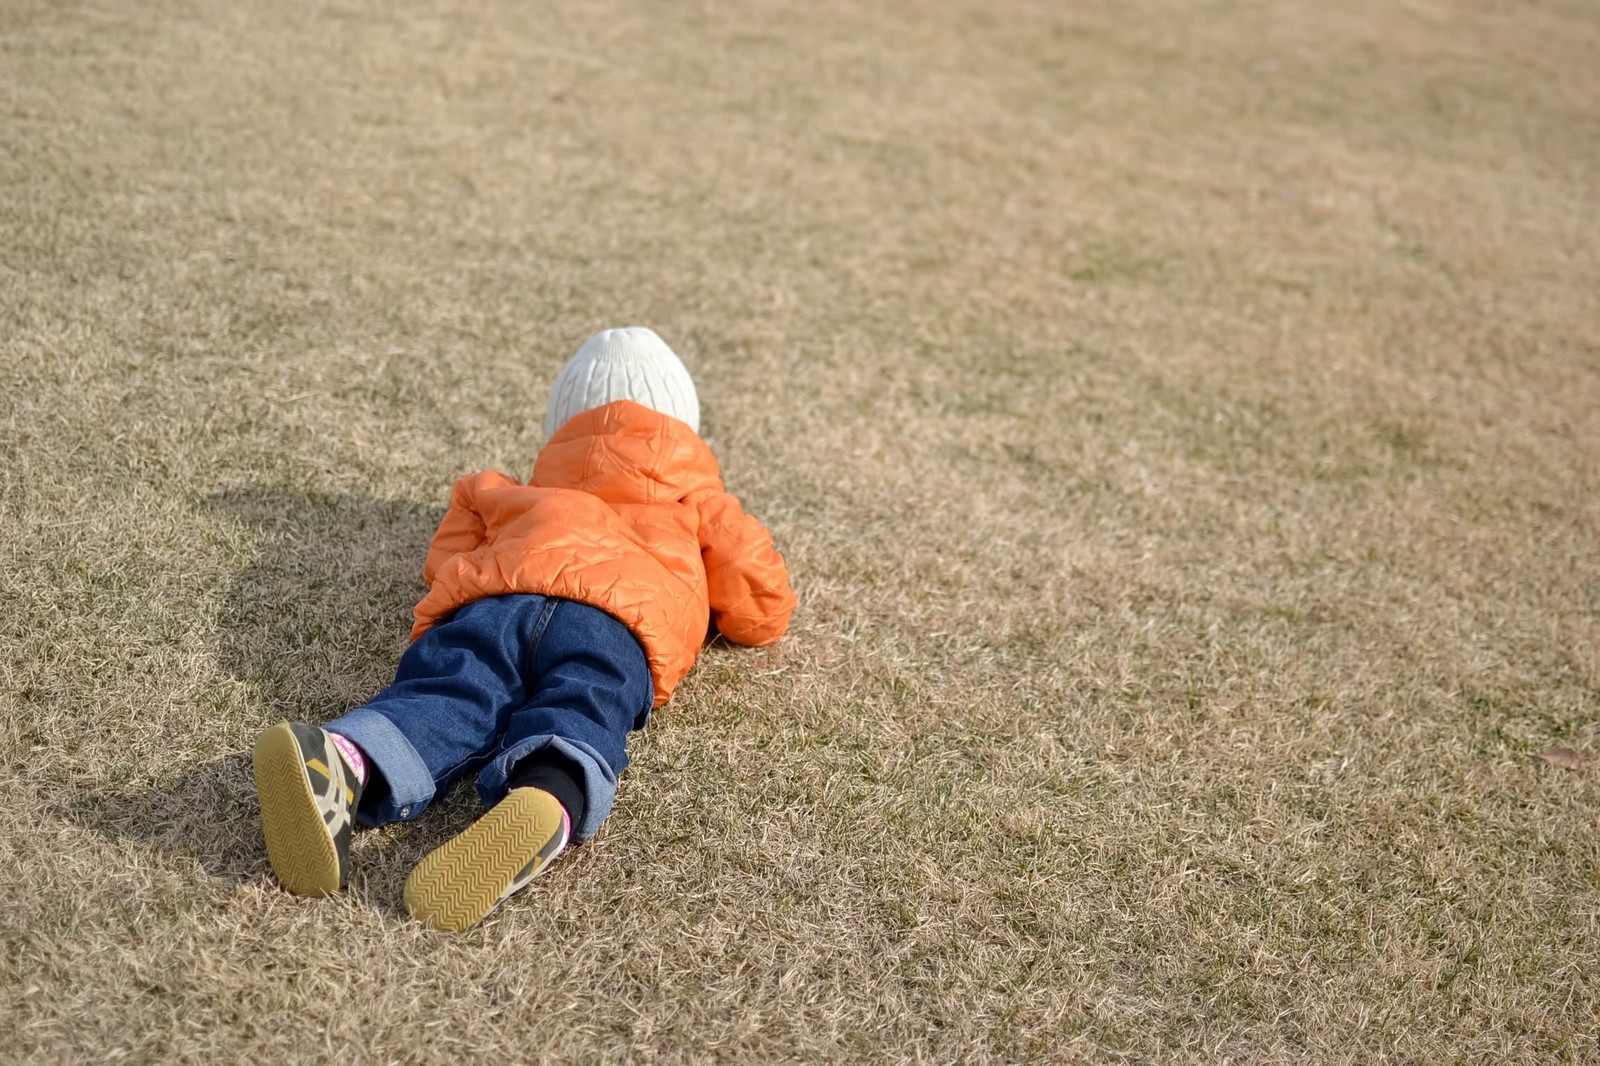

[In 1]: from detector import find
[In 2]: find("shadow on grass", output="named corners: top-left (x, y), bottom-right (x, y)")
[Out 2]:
top-left (65, 751), bottom-right (267, 885)
top-left (58, 487), bottom-right (487, 908)
top-left (64, 750), bottom-right (487, 915)
top-left (207, 487), bottom-right (441, 720)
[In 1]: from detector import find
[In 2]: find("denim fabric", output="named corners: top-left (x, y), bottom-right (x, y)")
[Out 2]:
top-left (324, 594), bottom-right (652, 841)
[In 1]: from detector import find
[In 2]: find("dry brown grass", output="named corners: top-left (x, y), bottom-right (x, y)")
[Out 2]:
top-left (3, 0), bottom-right (1598, 1061)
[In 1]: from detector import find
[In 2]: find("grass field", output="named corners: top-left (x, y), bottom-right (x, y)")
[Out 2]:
top-left (3, 0), bottom-right (1598, 1061)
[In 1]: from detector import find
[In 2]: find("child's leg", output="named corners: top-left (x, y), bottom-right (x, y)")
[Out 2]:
top-left (322, 594), bottom-right (559, 827)
top-left (482, 599), bottom-right (652, 838)
top-left (403, 600), bottom-right (651, 930)
top-left (254, 594), bottom-right (556, 897)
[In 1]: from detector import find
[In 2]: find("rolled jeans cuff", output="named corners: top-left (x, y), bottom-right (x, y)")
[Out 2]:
top-left (478, 735), bottom-right (617, 842)
top-left (325, 707), bottom-right (437, 826)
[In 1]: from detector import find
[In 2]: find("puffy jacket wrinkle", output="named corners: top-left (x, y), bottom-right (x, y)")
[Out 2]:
top-left (412, 401), bottom-right (796, 706)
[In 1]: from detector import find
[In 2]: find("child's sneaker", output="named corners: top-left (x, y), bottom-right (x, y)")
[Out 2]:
top-left (403, 787), bottom-right (570, 931)
top-left (252, 721), bottom-right (363, 896)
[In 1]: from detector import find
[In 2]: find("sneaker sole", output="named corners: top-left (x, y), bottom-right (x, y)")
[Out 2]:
top-left (253, 722), bottom-right (341, 897)
top-left (404, 788), bottom-right (563, 932)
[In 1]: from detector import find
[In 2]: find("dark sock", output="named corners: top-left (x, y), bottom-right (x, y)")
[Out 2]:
top-left (506, 750), bottom-right (588, 830)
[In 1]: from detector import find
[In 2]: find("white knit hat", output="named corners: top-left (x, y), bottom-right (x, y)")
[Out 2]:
top-left (543, 327), bottom-right (701, 437)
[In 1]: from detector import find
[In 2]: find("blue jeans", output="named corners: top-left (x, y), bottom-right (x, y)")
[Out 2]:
top-left (325, 594), bottom-right (653, 841)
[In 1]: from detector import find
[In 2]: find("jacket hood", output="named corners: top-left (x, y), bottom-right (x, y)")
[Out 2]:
top-left (529, 400), bottom-right (723, 504)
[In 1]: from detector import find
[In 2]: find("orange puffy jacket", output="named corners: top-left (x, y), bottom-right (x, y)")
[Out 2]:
top-left (412, 400), bottom-right (796, 706)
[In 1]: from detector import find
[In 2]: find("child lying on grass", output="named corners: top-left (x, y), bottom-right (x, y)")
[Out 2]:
top-left (252, 327), bottom-right (797, 930)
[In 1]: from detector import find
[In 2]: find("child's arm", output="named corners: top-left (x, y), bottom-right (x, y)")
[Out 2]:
top-left (421, 472), bottom-right (510, 585)
top-left (696, 489), bottom-right (797, 646)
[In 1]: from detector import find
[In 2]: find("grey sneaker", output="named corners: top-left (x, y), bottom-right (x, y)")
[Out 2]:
top-left (403, 787), bottom-right (570, 931)
top-left (253, 721), bottom-right (363, 896)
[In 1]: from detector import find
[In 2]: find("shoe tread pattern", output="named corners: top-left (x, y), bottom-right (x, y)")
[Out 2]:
top-left (404, 788), bottom-right (563, 932)
top-left (254, 723), bottom-right (341, 897)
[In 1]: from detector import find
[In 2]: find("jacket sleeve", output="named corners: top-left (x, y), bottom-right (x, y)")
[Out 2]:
top-left (422, 472), bottom-right (503, 586)
top-left (696, 489), bottom-right (797, 646)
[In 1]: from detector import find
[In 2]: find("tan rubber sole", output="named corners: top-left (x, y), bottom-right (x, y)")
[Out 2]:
top-left (404, 788), bottom-right (563, 932)
top-left (253, 722), bottom-right (341, 897)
